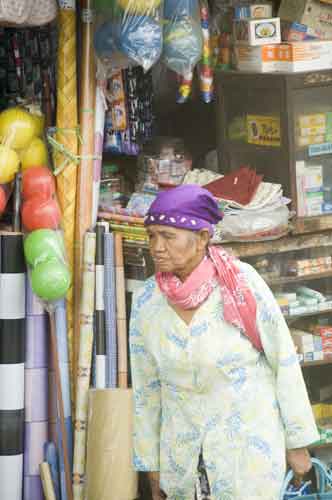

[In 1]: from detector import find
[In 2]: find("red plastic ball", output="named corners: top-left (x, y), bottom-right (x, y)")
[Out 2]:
top-left (0, 185), bottom-right (7, 214)
top-left (22, 166), bottom-right (55, 200)
top-left (22, 196), bottom-right (61, 231)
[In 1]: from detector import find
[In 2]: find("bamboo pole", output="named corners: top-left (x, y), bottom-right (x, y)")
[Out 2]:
top-left (74, 0), bottom-right (96, 400)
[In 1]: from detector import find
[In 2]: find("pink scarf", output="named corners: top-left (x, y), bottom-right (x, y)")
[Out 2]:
top-left (156, 246), bottom-right (262, 351)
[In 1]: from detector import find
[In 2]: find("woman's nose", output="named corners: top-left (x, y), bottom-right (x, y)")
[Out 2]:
top-left (152, 236), bottom-right (165, 253)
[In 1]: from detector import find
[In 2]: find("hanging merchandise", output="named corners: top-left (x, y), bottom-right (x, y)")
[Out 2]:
top-left (198, 0), bottom-right (214, 103)
top-left (104, 67), bottom-right (154, 155)
top-left (0, 0), bottom-right (57, 27)
top-left (0, 105), bottom-right (71, 304)
top-left (93, 0), bottom-right (163, 74)
top-left (163, 0), bottom-right (203, 103)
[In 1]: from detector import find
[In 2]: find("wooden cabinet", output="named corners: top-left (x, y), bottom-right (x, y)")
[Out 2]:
top-left (216, 69), bottom-right (332, 233)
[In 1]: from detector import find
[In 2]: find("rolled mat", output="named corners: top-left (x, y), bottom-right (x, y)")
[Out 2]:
top-left (115, 233), bottom-right (128, 388)
top-left (73, 232), bottom-right (96, 500)
top-left (92, 81), bottom-right (107, 227)
top-left (85, 389), bottom-right (138, 500)
top-left (24, 281), bottom-right (48, 500)
top-left (104, 232), bottom-right (117, 388)
top-left (0, 233), bottom-right (26, 500)
top-left (40, 462), bottom-right (57, 500)
top-left (55, 0), bottom-right (79, 396)
top-left (95, 223), bottom-right (106, 388)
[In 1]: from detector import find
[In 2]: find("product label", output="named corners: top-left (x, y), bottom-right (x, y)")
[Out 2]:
top-left (309, 142), bottom-right (332, 156)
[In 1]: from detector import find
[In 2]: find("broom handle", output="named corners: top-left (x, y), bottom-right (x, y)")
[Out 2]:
top-left (49, 312), bottom-right (73, 500)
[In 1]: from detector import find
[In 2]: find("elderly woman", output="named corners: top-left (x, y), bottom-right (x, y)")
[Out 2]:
top-left (129, 185), bottom-right (319, 500)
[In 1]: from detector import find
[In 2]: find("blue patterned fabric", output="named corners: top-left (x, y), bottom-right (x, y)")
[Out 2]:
top-left (130, 262), bottom-right (319, 500)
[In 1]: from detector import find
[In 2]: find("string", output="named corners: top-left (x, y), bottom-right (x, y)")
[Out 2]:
top-left (47, 127), bottom-right (101, 176)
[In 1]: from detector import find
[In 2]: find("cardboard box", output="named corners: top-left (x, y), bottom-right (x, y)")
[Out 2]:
top-left (233, 17), bottom-right (281, 46)
top-left (234, 4), bottom-right (273, 20)
top-left (279, 0), bottom-right (332, 40)
top-left (234, 44), bottom-right (279, 72)
top-left (277, 41), bottom-right (332, 72)
top-left (281, 21), bottom-right (320, 41)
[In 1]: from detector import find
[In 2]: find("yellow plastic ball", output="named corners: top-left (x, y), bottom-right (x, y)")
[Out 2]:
top-left (20, 138), bottom-right (48, 171)
top-left (31, 113), bottom-right (45, 137)
top-left (0, 107), bottom-right (36, 150)
top-left (0, 145), bottom-right (20, 183)
top-left (117, 0), bottom-right (161, 15)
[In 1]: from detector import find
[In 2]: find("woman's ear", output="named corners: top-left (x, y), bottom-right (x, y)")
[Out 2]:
top-left (197, 229), bottom-right (210, 251)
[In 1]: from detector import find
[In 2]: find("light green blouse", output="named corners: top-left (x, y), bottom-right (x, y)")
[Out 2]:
top-left (129, 262), bottom-right (319, 500)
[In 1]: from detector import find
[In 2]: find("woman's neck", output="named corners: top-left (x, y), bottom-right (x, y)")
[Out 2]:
top-left (175, 252), bottom-right (207, 282)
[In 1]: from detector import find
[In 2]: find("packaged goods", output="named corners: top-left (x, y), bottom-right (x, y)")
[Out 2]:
top-left (234, 4), bottom-right (273, 20)
top-left (234, 44), bottom-right (278, 72)
top-left (281, 21), bottom-right (319, 41)
top-left (233, 17), bottom-right (281, 46)
top-left (279, 0), bottom-right (332, 40)
top-left (277, 41), bottom-right (332, 72)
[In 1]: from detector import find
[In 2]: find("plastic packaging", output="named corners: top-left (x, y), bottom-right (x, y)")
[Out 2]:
top-left (136, 136), bottom-right (192, 190)
top-left (0, 106), bottom-right (71, 307)
top-left (94, 0), bottom-right (163, 73)
top-left (219, 205), bottom-right (290, 242)
top-left (163, 0), bottom-right (203, 76)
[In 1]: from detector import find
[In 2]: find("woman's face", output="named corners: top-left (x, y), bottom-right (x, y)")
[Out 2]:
top-left (147, 224), bottom-right (209, 278)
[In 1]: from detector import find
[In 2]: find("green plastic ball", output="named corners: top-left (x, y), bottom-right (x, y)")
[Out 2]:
top-left (24, 229), bottom-right (65, 267)
top-left (31, 259), bottom-right (71, 301)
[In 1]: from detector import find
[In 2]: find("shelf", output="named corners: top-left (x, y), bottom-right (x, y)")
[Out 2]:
top-left (310, 442), bottom-right (332, 450)
top-left (293, 215), bottom-right (332, 234)
top-left (267, 270), bottom-right (332, 287)
top-left (222, 232), bottom-right (332, 258)
top-left (285, 307), bottom-right (332, 322)
top-left (301, 359), bottom-right (332, 368)
top-left (224, 140), bottom-right (281, 154)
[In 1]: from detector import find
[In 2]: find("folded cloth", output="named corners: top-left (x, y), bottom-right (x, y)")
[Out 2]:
top-left (204, 166), bottom-right (263, 206)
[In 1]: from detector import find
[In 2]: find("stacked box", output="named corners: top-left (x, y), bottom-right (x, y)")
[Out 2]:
top-left (279, 0), bottom-right (332, 40)
top-left (233, 17), bottom-right (281, 46)
top-left (234, 4), bottom-right (273, 20)
top-left (291, 328), bottom-right (323, 361)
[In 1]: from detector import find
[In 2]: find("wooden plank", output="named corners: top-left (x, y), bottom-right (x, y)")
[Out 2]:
top-left (302, 360), bottom-right (332, 368)
top-left (293, 215), bottom-right (332, 234)
top-left (267, 270), bottom-right (332, 287)
top-left (222, 231), bottom-right (332, 258)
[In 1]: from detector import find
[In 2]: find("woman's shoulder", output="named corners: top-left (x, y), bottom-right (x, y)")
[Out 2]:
top-left (131, 275), bottom-right (161, 311)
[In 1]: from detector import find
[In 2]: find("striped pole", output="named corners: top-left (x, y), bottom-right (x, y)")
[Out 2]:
top-left (95, 223), bottom-right (107, 388)
top-left (0, 233), bottom-right (26, 500)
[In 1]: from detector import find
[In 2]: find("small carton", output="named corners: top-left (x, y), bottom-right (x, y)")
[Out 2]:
top-left (234, 44), bottom-right (278, 72)
top-left (234, 4), bottom-right (273, 20)
top-left (233, 17), bottom-right (281, 46)
top-left (247, 114), bottom-right (281, 146)
top-left (279, 0), bottom-right (332, 40)
top-left (281, 21), bottom-right (320, 41)
top-left (277, 41), bottom-right (332, 72)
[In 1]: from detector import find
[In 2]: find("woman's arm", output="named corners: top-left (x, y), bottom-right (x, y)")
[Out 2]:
top-left (129, 289), bottom-right (162, 474)
top-left (240, 263), bottom-right (319, 454)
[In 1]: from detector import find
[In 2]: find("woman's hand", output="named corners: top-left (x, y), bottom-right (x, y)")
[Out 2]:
top-left (148, 472), bottom-right (166, 500)
top-left (286, 447), bottom-right (312, 484)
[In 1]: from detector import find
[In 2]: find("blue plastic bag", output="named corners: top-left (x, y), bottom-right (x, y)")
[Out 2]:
top-left (280, 458), bottom-right (332, 500)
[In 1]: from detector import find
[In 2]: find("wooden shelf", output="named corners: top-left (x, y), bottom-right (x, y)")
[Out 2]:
top-left (285, 308), bottom-right (332, 322)
top-left (222, 231), bottom-right (332, 259)
top-left (301, 359), bottom-right (332, 368)
top-left (293, 214), bottom-right (332, 234)
top-left (310, 442), bottom-right (332, 450)
top-left (267, 270), bottom-right (332, 287)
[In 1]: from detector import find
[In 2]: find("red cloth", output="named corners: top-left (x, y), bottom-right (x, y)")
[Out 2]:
top-left (156, 245), bottom-right (262, 351)
top-left (204, 166), bottom-right (263, 206)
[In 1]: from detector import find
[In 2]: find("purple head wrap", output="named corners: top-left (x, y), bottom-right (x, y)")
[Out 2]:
top-left (144, 184), bottom-right (223, 234)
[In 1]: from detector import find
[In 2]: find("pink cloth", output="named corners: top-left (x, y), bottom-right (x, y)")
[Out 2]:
top-left (156, 245), bottom-right (262, 351)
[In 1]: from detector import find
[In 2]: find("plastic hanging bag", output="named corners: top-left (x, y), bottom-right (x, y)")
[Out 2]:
top-left (0, 105), bottom-right (71, 308)
top-left (93, 0), bottom-right (163, 73)
top-left (280, 458), bottom-right (332, 500)
top-left (163, 0), bottom-right (203, 76)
